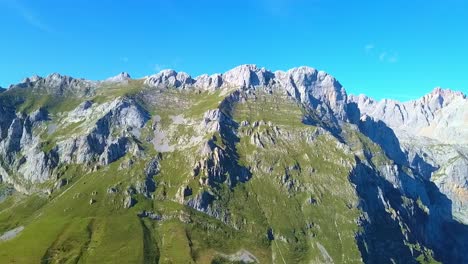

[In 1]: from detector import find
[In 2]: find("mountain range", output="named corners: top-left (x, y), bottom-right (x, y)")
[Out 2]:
top-left (0, 65), bottom-right (466, 263)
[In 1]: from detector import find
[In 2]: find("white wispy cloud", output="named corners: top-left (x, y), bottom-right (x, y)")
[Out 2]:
top-left (379, 52), bottom-right (398, 63)
top-left (387, 54), bottom-right (398, 63)
top-left (1, 0), bottom-right (52, 33)
top-left (379, 52), bottom-right (387, 61)
top-left (152, 57), bottom-right (182, 73)
top-left (365, 44), bottom-right (374, 53)
top-left (366, 44), bottom-right (398, 63)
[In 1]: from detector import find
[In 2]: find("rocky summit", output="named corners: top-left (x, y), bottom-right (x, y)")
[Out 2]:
top-left (0, 64), bottom-right (466, 263)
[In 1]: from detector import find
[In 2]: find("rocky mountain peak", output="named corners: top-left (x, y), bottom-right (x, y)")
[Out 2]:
top-left (222, 64), bottom-right (274, 88)
top-left (281, 65), bottom-right (317, 76)
top-left (348, 94), bottom-right (375, 105)
top-left (105, 72), bottom-right (132, 83)
top-left (48, 72), bottom-right (61, 78)
top-left (45, 72), bottom-right (69, 83)
top-left (144, 69), bottom-right (194, 88)
top-left (419, 87), bottom-right (466, 108)
top-left (21, 75), bottom-right (42, 84)
top-left (42, 73), bottom-right (77, 88)
top-left (274, 66), bottom-right (348, 121)
top-left (16, 73), bottom-right (97, 97)
top-left (429, 87), bottom-right (465, 98)
top-left (278, 66), bottom-right (345, 99)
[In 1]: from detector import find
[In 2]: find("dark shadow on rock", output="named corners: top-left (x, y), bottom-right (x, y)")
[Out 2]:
top-left (350, 161), bottom-right (423, 264)
top-left (357, 114), bottom-right (440, 180)
top-left (358, 116), bottom-right (408, 165)
top-left (423, 178), bottom-right (468, 263)
top-left (409, 153), bottom-right (439, 180)
top-left (301, 102), bottom-right (346, 143)
top-left (346, 102), bottom-right (361, 125)
top-left (143, 157), bottom-right (160, 194)
top-left (0, 105), bottom-right (17, 140)
top-left (350, 110), bottom-right (468, 262)
top-left (351, 156), bottom-right (468, 264)
top-left (218, 91), bottom-right (252, 188)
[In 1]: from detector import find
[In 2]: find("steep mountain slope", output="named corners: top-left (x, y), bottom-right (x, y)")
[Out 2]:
top-left (0, 65), bottom-right (465, 263)
top-left (350, 90), bottom-right (468, 224)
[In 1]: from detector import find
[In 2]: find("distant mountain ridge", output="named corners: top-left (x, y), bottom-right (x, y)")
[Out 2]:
top-left (12, 65), bottom-right (466, 108)
top-left (349, 87), bottom-right (467, 144)
top-left (13, 65), bottom-right (467, 132)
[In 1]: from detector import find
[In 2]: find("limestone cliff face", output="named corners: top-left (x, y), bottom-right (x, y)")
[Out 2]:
top-left (0, 109), bottom-right (56, 187)
top-left (57, 98), bottom-right (149, 165)
top-left (0, 96), bottom-right (149, 192)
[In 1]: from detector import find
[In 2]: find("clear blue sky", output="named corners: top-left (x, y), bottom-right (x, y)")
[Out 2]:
top-left (1, 0), bottom-right (467, 100)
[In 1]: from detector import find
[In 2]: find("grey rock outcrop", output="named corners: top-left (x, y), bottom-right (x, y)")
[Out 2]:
top-left (123, 195), bottom-right (136, 208)
top-left (186, 190), bottom-right (215, 213)
top-left (29, 109), bottom-right (48, 123)
top-left (134, 158), bottom-right (159, 198)
top-left (200, 109), bottom-right (225, 133)
top-left (0, 110), bottom-right (58, 185)
top-left (222, 64), bottom-right (275, 88)
top-left (275, 66), bottom-right (348, 121)
top-left (54, 178), bottom-right (68, 190)
top-left (58, 98), bottom-right (149, 165)
top-left (194, 73), bottom-right (223, 90)
top-left (21, 75), bottom-right (42, 84)
top-left (0, 118), bottom-right (24, 160)
top-left (105, 72), bottom-right (131, 83)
